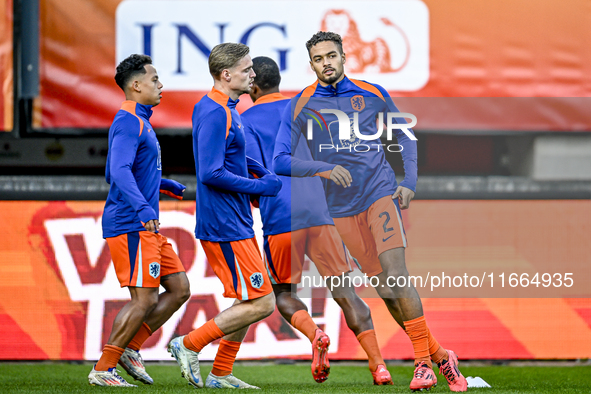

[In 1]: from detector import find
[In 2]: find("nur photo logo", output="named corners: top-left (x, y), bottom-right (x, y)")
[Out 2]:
top-left (304, 107), bottom-right (417, 153)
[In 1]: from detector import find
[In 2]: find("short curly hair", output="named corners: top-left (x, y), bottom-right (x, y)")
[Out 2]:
top-left (115, 54), bottom-right (152, 91)
top-left (305, 31), bottom-right (343, 57)
top-left (252, 56), bottom-right (281, 90)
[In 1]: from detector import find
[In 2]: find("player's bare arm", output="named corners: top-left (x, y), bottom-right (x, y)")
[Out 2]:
top-left (392, 185), bottom-right (415, 210)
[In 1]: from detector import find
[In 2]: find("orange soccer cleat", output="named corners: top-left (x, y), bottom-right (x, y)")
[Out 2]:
top-left (311, 329), bottom-right (331, 383)
top-left (438, 350), bottom-right (468, 392)
top-left (371, 364), bottom-right (393, 385)
top-left (409, 361), bottom-right (437, 391)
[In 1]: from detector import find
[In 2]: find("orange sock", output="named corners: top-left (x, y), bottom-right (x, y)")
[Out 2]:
top-left (95, 344), bottom-right (125, 371)
top-left (404, 316), bottom-right (432, 368)
top-left (127, 322), bottom-right (152, 351)
top-left (427, 328), bottom-right (448, 365)
top-left (356, 329), bottom-right (385, 372)
top-left (211, 339), bottom-right (242, 377)
top-left (184, 319), bottom-right (225, 352)
top-left (290, 310), bottom-right (319, 342)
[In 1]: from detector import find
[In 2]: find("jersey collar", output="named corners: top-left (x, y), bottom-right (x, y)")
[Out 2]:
top-left (121, 100), bottom-right (153, 120)
top-left (253, 92), bottom-right (290, 106)
top-left (314, 75), bottom-right (352, 96)
top-left (209, 87), bottom-right (239, 109)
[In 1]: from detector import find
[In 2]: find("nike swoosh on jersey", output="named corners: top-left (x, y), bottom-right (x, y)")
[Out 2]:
top-left (382, 234), bottom-right (396, 242)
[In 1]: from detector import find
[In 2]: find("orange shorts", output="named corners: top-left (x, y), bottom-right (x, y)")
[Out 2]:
top-left (201, 237), bottom-right (272, 300)
top-left (333, 195), bottom-right (407, 277)
top-left (107, 231), bottom-right (185, 288)
top-left (264, 225), bottom-right (352, 284)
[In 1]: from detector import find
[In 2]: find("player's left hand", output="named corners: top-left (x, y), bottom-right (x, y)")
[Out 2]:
top-left (393, 186), bottom-right (415, 210)
top-left (160, 179), bottom-right (186, 200)
top-left (144, 219), bottom-right (160, 233)
top-left (329, 165), bottom-right (353, 188)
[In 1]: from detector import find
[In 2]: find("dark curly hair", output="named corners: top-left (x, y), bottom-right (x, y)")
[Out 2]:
top-left (115, 54), bottom-right (152, 91)
top-left (305, 31), bottom-right (343, 57)
top-left (252, 56), bottom-right (281, 90)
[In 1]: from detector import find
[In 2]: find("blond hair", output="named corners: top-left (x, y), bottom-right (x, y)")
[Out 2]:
top-left (208, 43), bottom-right (250, 79)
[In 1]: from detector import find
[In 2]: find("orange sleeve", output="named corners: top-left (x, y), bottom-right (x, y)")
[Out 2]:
top-left (313, 170), bottom-right (332, 179)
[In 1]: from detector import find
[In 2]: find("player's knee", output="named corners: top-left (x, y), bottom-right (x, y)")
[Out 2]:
top-left (355, 301), bottom-right (372, 322)
top-left (175, 275), bottom-right (191, 304)
top-left (272, 283), bottom-right (292, 297)
top-left (334, 297), bottom-right (372, 332)
top-left (275, 291), bottom-right (297, 311)
top-left (334, 298), bottom-right (360, 331)
top-left (255, 292), bottom-right (276, 319)
top-left (375, 283), bottom-right (396, 299)
top-left (381, 263), bottom-right (408, 278)
top-left (136, 292), bottom-right (159, 315)
top-left (379, 249), bottom-right (407, 276)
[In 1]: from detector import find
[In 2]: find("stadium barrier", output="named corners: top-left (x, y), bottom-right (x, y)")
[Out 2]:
top-left (1, 176), bottom-right (590, 361)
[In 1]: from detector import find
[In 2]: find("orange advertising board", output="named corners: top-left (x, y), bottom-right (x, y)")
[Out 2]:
top-left (36, 0), bottom-right (591, 130)
top-left (0, 0), bottom-right (12, 132)
top-left (1, 200), bottom-right (590, 360)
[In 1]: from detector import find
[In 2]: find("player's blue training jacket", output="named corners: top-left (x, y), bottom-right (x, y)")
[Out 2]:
top-left (193, 88), bottom-right (282, 242)
top-left (242, 93), bottom-right (333, 236)
top-left (103, 101), bottom-right (161, 238)
top-left (273, 76), bottom-right (418, 218)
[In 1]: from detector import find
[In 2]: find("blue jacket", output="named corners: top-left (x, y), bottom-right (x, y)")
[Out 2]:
top-left (242, 93), bottom-right (333, 235)
top-left (274, 76), bottom-right (418, 218)
top-left (193, 88), bottom-right (281, 242)
top-left (103, 101), bottom-right (161, 238)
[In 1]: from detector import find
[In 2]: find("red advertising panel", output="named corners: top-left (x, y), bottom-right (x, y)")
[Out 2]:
top-left (0, 0), bottom-right (12, 132)
top-left (36, 0), bottom-right (591, 131)
top-left (1, 200), bottom-right (590, 360)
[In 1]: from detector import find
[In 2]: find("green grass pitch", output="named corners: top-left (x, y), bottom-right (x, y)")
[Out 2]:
top-left (0, 362), bottom-right (589, 393)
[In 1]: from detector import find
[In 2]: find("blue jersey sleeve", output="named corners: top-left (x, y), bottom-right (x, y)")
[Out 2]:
top-left (243, 120), bottom-right (272, 206)
top-left (109, 116), bottom-right (158, 224)
top-left (246, 156), bottom-right (271, 178)
top-left (375, 84), bottom-right (418, 192)
top-left (196, 107), bottom-right (279, 195)
top-left (243, 122), bottom-right (270, 178)
top-left (243, 122), bottom-right (264, 164)
top-left (273, 103), bottom-right (335, 177)
top-left (160, 178), bottom-right (185, 200)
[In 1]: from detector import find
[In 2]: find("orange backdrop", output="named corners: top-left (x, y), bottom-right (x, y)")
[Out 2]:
top-left (0, 0), bottom-right (12, 132)
top-left (1, 200), bottom-right (590, 360)
top-left (36, 0), bottom-right (591, 130)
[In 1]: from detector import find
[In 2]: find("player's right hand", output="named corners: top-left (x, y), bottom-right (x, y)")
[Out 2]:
top-left (144, 219), bottom-right (160, 233)
top-left (258, 174), bottom-right (283, 197)
top-left (329, 165), bottom-right (353, 188)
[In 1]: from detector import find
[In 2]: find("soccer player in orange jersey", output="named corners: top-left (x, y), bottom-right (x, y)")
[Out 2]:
top-left (274, 32), bottom-right (468, 392)
top-left (167, 43), bottom-right (282, 389)
top-left (88, 54), bottom-right (190, 387)
top-left (240, 56), bottom-right (393, 385)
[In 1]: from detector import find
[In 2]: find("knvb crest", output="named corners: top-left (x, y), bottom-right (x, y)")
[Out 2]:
top-left (250, 272), bottom-right (264, 289)
top-left (351, 95), bottom-right (365, 111)
top-left (331, 118), bottom-right (362, 149)
top-left (149, 262), bottom-right (161, 279)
